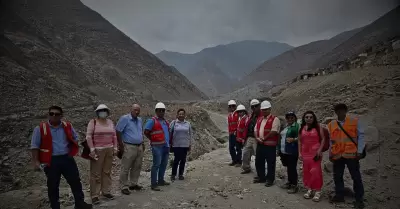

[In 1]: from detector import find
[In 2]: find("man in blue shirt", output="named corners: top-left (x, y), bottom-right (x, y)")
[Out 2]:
top-left (30, 106), bottom-right (92, 209)
top-left (115, 104), bottom-right (145, 195)
top-left (144, 102), bottom-right (170, 191)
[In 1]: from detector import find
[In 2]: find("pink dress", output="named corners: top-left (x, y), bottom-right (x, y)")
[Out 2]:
top-left (300, 126), bottom-right (323, 190)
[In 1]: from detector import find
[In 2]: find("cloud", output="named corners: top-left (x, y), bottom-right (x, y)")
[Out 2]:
top-left (82, 0), bottom-right (399, 53)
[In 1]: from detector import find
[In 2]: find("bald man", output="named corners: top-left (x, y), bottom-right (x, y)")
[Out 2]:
top-left (115, 104), bottom-right (145, 195)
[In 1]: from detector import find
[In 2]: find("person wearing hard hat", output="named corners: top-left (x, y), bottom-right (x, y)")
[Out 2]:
top-left (234, 104), bottom-right (248, 167)
top-left (115, 104), bottom-right (145, 195)
top-left (30, 106), bottom-right (92, 209)
top-left (241, 99), bottom-right (263, 174)
top-left (254, 100), bottom-right (281, 187)
top-left (85, 104), bottom-right (117, 203)
top-left (144, 102), bottom-right (171, 191)
top-left (227, 100), bottom-right (240, 166)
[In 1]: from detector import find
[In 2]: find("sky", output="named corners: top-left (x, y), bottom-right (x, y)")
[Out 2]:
top-left (82, 0), bottom-right (399, 54)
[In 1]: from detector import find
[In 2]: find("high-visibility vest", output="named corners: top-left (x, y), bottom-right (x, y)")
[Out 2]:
top-left (228, 112), bottom-right (239, 134)
top-left (150, 117), bottom-right (169, 145)
top-left (328, 116), bottom-right (359, 160)
top-left (236, 115), bottom-right (249, 142)
top-left (39, 121), bottom-right (79, 166)
top-left (255, 115), bottom-right (279, 146)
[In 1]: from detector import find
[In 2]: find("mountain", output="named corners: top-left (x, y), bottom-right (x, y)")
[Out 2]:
top-left (0, 0), bottom-right (207, 116)
top-left (312, 5), bottom-right (400, 68)
top-left (239, 28), bottom-right (363, 87)
top-left (156, 40), bottom-right (293, 96)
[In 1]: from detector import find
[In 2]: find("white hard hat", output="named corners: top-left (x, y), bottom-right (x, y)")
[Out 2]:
top-left (250, 99), bottom-right (260, 106)
top-left (260, 100), bottom-right (272, 109)
top-left (228, 100), bottom-right (236, 106)
top-left (95, 104), bottom-right (110, 112)
top-left (155, 102), bottom-right (166, 109)
top-left (235, 104), bottom-right (246, 112)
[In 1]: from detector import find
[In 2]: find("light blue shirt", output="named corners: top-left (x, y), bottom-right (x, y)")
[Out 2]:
top-left (144, 117), bottom-right (169, 147)
top-left (115, 114), bottom-right (144, 144)
top-left (31, 121), bottom-right (78, 156)
top-left (329, 116), bottom-right (365, 154)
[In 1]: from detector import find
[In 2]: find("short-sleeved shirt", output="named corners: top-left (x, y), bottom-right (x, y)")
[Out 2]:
top-left (115, 114), bottom-right (143, 144)
top-left (256, 115), bottom-right (281, 138)
top-left (144, 117), bottom-right (170, 147)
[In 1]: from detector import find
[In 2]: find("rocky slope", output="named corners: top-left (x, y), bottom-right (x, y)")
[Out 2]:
top-left (156, 40), bottom-right (293, 96)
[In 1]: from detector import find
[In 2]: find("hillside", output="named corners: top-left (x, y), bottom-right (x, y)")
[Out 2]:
top-left (0, 0), bottom-right (206, 118)
top-left (156, 40), bottom-right (293, 96)
top-left (239, 28), bottom-right (362, 88)
top-left (312, 6), bottom-right (400, 68)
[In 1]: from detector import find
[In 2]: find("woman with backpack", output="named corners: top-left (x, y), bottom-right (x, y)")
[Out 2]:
top-left (298, 110), bottom-right (326, 202)
top-left (85, 104), bottom-right (118, 204)
top-left (277, 111), bottom-right (300, 194)
top-left (169, 108), bottom-right (192, 181)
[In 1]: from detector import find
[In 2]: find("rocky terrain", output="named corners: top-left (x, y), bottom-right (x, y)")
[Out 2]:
top-left (156, 40), bottom-right (293, 96)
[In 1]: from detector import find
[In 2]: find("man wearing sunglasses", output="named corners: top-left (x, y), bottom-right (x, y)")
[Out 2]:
top-left (241, 99), bottom-right (262, 174)
top-left (144, 102), bottom-right (171, 191)
top-left (30, 106), bottom-right (92, 209)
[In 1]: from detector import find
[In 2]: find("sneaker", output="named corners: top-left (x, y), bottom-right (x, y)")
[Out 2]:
top-left (158, 180), bottom-right (170, 186)
top-left (329, 195), bottom-right (345, 203)
top-left (304, 189), bottom-right (313, 199)
top-left (287, 185), bottom-right (299, 194)
top-left (353, 200), bottom-right (365, 209)
top-left (265, 181), bottom-right (274, 187)
top-left (171, 176), bottom-right (176, 181)
top-left (253, 178), bottom-right (266, 183)
top-left (241, 169), bottom-right (251, 174)
top-left (121, 188), bottom-right (131, 195)
top-left (178, 175), bottom-right (185, 180)
top-left (151, 185), bottom-right (161, 191)
top-left (103, 193), bottom-right (115, 200)
top-left (91, 197), bottom-right (100, 205)
top-left (281, 182), bottom-right (291, 189)
top-left (312, 191), bottom-right (322, 202)
top-left (129, 185), bottom-right (143, 190)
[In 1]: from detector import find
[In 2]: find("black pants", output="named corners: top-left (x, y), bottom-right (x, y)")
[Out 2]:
top-left (44, 155), bottom-right (85, 209)
top-left (333, 158), bottom-right (364, 201)
top-left (281, 154), bottom-right (298, 185)
top-left (228, 134), bottom-right (242, 163)
top-left (171, 147), bottom-right (189, 176)
top-left (255, 144), bottom-right (276, 182)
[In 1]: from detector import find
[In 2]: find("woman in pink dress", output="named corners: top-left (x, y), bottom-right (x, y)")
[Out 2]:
top-left (298, 111), bottom-right (326, 202)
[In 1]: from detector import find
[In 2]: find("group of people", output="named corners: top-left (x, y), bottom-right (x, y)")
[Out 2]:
top-left (227, 99), bottom-right (366, 209)
top-left (30, 102), bottom-right (192, 209)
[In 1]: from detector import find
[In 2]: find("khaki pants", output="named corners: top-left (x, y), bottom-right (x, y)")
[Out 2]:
top-left (119, 143), bottom-right (144, 189)
top-left (90, 147), bottom-right (113, 198)
top-left (242, 137), bottom-right (257, 171)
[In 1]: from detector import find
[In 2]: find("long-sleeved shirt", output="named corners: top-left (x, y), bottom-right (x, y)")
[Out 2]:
top-left (86, 119), bottom-right (117, 152)
top-left (170, 119), bottom-right (192, 147)
top-left (31, 121), bottom-right (78, 156)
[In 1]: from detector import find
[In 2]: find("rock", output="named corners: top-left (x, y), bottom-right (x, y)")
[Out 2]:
top-left (349, 108), bottom-right (368, 115)
top-left (363, 167), bottom-right (378, 176)
top-left (324, 162), bottom-right (333, 173)
top-left (1, 176), bottom-right (13, 182)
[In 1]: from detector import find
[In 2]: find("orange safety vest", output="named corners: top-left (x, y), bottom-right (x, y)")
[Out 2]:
top-left (150, 117), bottom-right (169, 145)
top-left (328, 116), bottom-right (359, 160)
top-left (39, 121), bottom-right (79, 166)
top-left (228, 112), bottom-right (239, 134)
top-left (236, 115), bottom-right (249, 143)
top-left (255, 115), bottom-right (279, 146)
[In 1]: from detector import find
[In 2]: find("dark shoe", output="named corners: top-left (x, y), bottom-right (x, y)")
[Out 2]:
top-left (281, 182), bottom-right (291, 189)
top-left (178, 175), bottom-right (185, 180)
top-left (241, 169), bottom-right (251, 174)
top-left (229, 162), bottom-right (236, 166)
top-left (287, 185), bottom-right (299, 194)
top-left (103, 193), bottom-right (115, 200)
top-left (121, 188), bottom-right (131, 195)
top-left (265, 181), bottom-right (274, 187)
top-left (329, 195), bottom-right (345, 203)
top-left (353, 201), bottom-right (365, 209)
top-left (91, 197), bottom-right (100, 205)
top-left (253, 178), bottom-right (266, 183)
top-left (129, 185), bottom-right (143, 191)
top-left (253, 176), bottom-right (259, 180)
top-left (151, 185), bottom-right (161, 191)
top-left (158, 180), bottom-right (170, 186)
top-left (75, 202), bottom-right (93, 209)
top-left (171, 176), bottom-right (176, 181)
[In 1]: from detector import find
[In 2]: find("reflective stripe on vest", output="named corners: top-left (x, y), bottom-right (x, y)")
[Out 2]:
top-left (256, 116), bottom-right (279, 146)
top-left (328, 117), bottom-right (359, 159)
top-left (150, 117), bottom-right (167, 145)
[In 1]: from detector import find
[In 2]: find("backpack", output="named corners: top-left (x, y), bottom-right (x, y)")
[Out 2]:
top-left (316, 124), bottom-right (330, 152)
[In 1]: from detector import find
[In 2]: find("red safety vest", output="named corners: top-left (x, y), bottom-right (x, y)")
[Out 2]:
top-left (228, 112), bottom-right (239, 134)
top-left (255, 115), bottom-right (279, 146)
top-left (39, 121), bottom-right (79, 166)
top-left (236, 115), bottom-right (249, 143)
top-left (150, 117), bottom-right (169, 145)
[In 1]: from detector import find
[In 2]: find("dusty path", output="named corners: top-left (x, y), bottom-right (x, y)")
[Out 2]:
top-left (68, 110), bottom-right (335, 209)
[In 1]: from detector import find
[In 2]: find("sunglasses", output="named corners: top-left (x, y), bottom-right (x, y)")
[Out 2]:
top-left (49, 112), bottom-right (62, 116)
top-left (305, 116), bottom-right (314, 119)
top-left (156, 109), bottom-right (165, 113)
top-left (251, 104), bottom-right (260, 109)
top-left (228, 105), bottom-right (236, 108)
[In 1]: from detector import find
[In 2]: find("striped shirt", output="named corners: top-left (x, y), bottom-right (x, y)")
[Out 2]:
top-left (86, 119), bottom-right (118, 151)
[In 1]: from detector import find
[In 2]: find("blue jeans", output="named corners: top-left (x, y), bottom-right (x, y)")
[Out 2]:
top-left (151, 145), bottom-right (169, 186)
top-left (229, 134), bottom-right (242, 163)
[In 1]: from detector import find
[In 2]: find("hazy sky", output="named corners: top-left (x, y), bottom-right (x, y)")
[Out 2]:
top-left (82, 0), bottom-right (399, 54)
